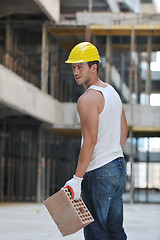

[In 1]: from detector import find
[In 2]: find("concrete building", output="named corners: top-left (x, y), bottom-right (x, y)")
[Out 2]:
top-left (0, 0), bottom-right (160, 203)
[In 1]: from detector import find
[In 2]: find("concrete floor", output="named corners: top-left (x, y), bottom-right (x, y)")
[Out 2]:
top-left (0, 203), bottom-right (160, 240)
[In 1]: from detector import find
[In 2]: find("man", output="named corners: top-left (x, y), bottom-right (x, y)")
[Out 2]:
top-left (63, 42), bottom-right (128, 240)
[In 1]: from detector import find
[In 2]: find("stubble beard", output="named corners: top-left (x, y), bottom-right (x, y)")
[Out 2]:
top-left (76, 77), bottom-right (90, 88)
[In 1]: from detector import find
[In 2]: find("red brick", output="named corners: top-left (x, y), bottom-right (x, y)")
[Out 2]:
top-left (43, 188), bottom-right (94, 236)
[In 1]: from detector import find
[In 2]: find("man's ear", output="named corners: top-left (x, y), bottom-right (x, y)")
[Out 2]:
top-left (91, 64), bottom-right (97, 72)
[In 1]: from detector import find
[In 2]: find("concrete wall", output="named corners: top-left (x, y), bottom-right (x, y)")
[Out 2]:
top-left (141, 3), bottom-right (156, 14)
top-left (54, 102), bottom-right (160, 130)
top-left (0, 64), bottom-right (61, 124)
top-left (34, 0), bottom-right (60, 22)
top-left (76, 12), bottom-right (160, 26)
top-left (124, 104), bottom-right (160, 129)
top-left (1, 64), bottom-right (160, 131)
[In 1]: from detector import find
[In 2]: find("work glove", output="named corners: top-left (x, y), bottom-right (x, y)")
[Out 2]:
top-left (63, 175), bottom-right (83, 201)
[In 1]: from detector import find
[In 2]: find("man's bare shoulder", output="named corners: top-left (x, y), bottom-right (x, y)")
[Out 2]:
top-left (78, 89), bottom-right (101, 104)
top-left (77, 89), bottom-right (103, 113)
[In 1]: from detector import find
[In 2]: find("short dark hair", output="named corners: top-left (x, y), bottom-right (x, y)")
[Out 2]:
top-left (87, 61), bottom-right (99, 68)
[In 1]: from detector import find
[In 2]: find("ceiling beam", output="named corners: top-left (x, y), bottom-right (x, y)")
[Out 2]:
top-left (90, 24), bottom-right (160, 36)
top-left (105, 0), bottom-right (120, 13)
top-left (49, 25), bottom-right (160, 37)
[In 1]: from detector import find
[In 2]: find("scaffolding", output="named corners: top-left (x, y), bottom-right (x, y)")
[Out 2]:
top-left (0, 10), bottom-right (160, 203)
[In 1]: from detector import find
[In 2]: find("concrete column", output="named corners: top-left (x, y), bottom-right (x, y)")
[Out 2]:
top-left (85, 25), bottom-right (91, 42)
top-left (49, 37), bottom-right (56, 97)
top-left (5, 18), bottom-right (13, 69)
top-left (129, 29), bottom-right (135, 203)
top-left (145, 36), bottom-right (152, 105)
top-left (134, 52), bottom-right (138, 104)
top-left (146, 137), bottom-right (150, 203)
top-left (37, 127), bottom-right (45, 202)
top-left (129, 27), bottom-right (135, 104)
top-left (88, 0), bottom-right (93, 12)
top-left (92, 35), bottom-right (97, 46)
top-left (120, 54), bottom-right (125, 98)
top-left (54, 43), bottom-right (60, 99)
top-left (137, 50), bottom-right (142, 103)
top-left (129, 130), bottom-right (134, 204)
top-left (13, 28), bottom-right (18, 73)
top-left (105, 36), bottom-right (112, 84)
top-left (0, 122), bottom-right (6, 201)
top-left (46, 135), bottom-right (51, 198)
top-left (41, 23), bottom-right (49, 93)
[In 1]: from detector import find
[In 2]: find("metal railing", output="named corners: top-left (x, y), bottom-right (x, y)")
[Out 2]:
top-left (0, 37), bottom-right (41, 89)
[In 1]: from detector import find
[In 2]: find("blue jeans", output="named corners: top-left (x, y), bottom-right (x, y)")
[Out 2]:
top-left (81, 157), bottom-right (127, 240)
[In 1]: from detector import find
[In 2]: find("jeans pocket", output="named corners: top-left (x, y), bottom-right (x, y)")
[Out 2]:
top-left (96, 176), bottom-right (118, 205)
top-left (96, 164), bottom-right (120, 178)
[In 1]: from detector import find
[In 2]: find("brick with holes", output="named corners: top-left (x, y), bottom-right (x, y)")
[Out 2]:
top-left (43, 188), bottom-right (94, 236)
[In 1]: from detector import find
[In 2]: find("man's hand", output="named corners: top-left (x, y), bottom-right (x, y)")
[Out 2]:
top-left (63, 175), bottom-right (83, 201)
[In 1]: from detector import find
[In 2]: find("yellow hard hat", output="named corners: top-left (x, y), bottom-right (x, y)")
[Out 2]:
top-left (65, 42), bottom-right (101, 63)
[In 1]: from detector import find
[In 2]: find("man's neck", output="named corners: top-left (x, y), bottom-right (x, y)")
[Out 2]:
top-left (83, 76), bottom-right (100, 90)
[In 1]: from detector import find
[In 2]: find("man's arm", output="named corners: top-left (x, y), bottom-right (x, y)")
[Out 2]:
top-left (120, 107), bottom-right (128, 150)
top-left (63, 91), bottom-right (100, 200)
top-left (75, 92), bottom-right (99, 178)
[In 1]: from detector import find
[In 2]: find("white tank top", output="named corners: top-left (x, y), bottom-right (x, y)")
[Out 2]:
top-left (80, 84), bottom-right (124, 172)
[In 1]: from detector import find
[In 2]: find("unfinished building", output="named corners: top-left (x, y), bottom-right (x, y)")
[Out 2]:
top-left (0, 0), bottom-right (160, 203)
